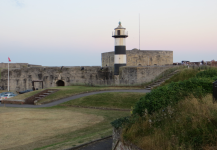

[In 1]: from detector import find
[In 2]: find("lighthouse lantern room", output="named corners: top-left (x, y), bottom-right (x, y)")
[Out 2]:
top-left (112, 22), bottom-right (128, 75)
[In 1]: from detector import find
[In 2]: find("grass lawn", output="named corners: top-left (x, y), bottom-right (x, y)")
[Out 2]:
top-left (1, 91), bottom-right (144, 150)
top-left (60, 92), bottom-right (146, 109)
top-left (9, 86), bottom-right (142, 104)
top-left (36, 86), bottom-right (142, 104)
top-left (0, 106), bottom-right (129, 150)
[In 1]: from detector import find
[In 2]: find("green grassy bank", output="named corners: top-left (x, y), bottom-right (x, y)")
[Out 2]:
top-left (9, 86), bottom-right (142, 103)
top-left (112, 67), bottom-right (217, 150)
top-left (60, 92), bottom-right (146, 109)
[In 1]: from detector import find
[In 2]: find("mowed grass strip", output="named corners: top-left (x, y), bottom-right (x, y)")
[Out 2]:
top-left (37, 86), bottom-right (142, 104)
top-left (60, 92), bottom-right (145, 109)
top-left (7, 86), bottom-right (141, 103)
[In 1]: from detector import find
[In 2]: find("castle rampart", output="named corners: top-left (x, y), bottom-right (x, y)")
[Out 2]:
top-left (0, 65), bottom-right (176, 91)
top-left (101, 49), bottom-right (173, 67)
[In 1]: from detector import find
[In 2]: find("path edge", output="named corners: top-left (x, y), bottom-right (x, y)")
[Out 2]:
top-left (64, 135), bottom-right (112, 150)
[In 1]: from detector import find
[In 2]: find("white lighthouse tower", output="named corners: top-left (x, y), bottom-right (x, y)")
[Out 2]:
top-left (112, 22), bottom-right (128, 75)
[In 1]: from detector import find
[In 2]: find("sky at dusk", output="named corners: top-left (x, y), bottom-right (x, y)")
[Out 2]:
top-left (0, 0), bottom-right (216, 66)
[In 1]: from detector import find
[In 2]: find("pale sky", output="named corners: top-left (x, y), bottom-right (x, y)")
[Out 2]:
top-left (0, 0), bottom-right (216, 66)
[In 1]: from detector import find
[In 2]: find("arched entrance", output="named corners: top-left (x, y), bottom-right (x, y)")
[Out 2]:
top-left (56, 80), bottom-right (65, 86)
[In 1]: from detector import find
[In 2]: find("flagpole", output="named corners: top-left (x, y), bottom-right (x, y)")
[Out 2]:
top-left (8, 60), bottom-right (9, 91)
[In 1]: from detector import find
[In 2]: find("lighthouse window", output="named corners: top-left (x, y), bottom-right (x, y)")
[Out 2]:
top-left (118, 30), bottom-right (120, 35)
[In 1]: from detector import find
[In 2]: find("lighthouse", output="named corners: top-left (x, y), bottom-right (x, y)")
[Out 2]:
top-left (112, 22), bottom-right (128, 75)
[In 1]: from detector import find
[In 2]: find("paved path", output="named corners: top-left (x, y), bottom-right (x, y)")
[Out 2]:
top-left (0, 89), bottom-right (150, 108)
top-left (74, 137), bottom-right (112, 150)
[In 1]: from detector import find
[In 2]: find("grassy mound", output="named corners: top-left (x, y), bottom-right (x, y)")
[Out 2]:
top-left (112, 67), bottom-right (217, 149)
top-left (122, 94), bottom-right (217, 150)
top-left (60, 92), bottom-right (146, 109)
top-left (160, 68), bottom-right (199, 87)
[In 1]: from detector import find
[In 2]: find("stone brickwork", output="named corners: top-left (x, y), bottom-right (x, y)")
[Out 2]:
top-left (119, 65), bottom-right (176, 85)
top-left (102, 49), bottom-right (173, 67)
top-left (0, 65), bottom-right (176, 91)
top-left (0, 63), bottom-right (28, 69)
top-left (0, 63), bottom-right (42, 69)
top-left (0, 66), bottom-right (113, 91)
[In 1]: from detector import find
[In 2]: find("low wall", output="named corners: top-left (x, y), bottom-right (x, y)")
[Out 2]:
top-left (24, 89), bottom-right (58, 104)
top-left (1, 99), bottom-right (25, 105)
top-left (112, 128), bottom-right (142, 150)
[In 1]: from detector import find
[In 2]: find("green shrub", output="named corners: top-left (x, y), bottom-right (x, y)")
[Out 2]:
top-left (112, 69), bottom-right (217, 129)
top-left (133, 77), bottom-right (213, 116)
top-left (196, 68), bottom-right (217, 78)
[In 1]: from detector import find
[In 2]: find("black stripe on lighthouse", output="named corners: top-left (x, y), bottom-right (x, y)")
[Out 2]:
top-left (114, 46), bottom-right (126, 54)
top-left (112, 22), bottom-right (128, 75)
top-left (114, 45), bottom-right (126, 75)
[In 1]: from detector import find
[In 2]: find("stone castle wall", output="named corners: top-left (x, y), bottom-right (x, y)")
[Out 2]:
top-left (0, 63), bottom-right (42, 69)
top-left (0, 66), bottom-right (113, 91)
top-left (0, 63), bottom-right (28, 69)
top-left (0, 65), bottom-right (176, 91)
top-left (119, 65), bottom-right (175, 85)
top-left (101, 49), bottom-right (173, 67)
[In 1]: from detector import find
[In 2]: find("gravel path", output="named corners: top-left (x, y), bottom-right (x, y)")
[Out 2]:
top-left (0, 89), bottom-right (150, 108)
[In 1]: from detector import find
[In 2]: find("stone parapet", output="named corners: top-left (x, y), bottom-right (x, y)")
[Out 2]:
top-left (102, 49), bottom-right (173, 67)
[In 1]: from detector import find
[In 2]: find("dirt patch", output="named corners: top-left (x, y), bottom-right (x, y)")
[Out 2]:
top-left (0, 107), bottom-right (104, 149)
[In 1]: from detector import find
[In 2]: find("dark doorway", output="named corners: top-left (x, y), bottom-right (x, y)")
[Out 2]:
top-left (56, 80), bottom-right (65, 86)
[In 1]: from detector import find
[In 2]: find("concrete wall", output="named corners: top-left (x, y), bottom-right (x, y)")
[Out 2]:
top-left (102, 49), bottom-right (173, 67)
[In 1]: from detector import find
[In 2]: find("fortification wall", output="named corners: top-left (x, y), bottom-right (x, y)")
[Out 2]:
top-left (0, 63), bottom-right (42, 69)
top-left (0, 63), bottom-right (29, 69)
top-left (119, 65), bottom-right (175, 85)
top-left (102, 49), bottom-right (173, 67)
top-left (0, 66), bottom-right (113, 91)
top-left (0, 65), bottom-right (175, 91)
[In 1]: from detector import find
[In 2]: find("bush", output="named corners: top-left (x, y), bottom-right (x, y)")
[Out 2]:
top-left (196, 68), bottom-right (217, 78)
top-left (112, 69), bottom-right (217, 129)
top-left (133, 77), bottom-right (213, 116)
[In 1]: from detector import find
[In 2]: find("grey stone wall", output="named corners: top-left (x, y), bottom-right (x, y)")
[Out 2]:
top-left (0, 63), bottom-right (42, 69)
top-left (119, 65), bottom-right (176, 85)
top-left (0, 66), bottom-right (113, 91)
top-left (102, 49), bottom-right (173, 67)
top-left (0, 63), bottom-right (28, 69)
top-left (0, 65), bottom-right (175, 91)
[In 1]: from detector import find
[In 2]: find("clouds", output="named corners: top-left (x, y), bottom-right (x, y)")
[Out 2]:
top-left (12, 0), bottom-right (24, 7)
top-left (0, 0), bottom-right (216, 65)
